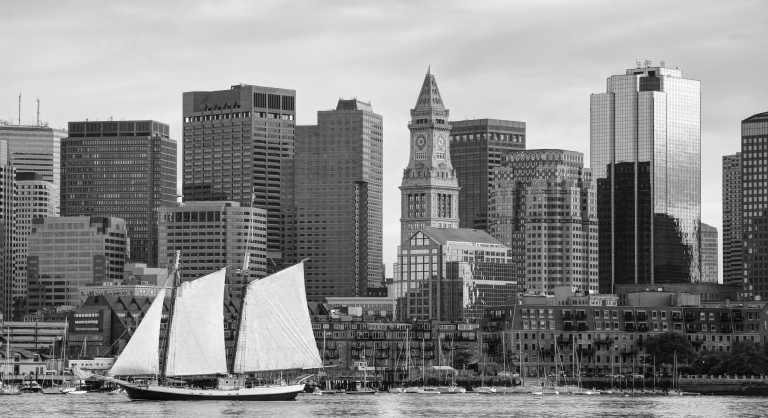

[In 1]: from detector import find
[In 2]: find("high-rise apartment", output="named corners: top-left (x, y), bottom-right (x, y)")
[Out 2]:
top-left (700, 222), bottom-right (718, 283)
top-left (0, 124), bottom-right (67, 186)
top-left (0, 140), bottom-right (15, 321)
top-left (182, 84), bottom-right (296, 271)
top-left (591, 63), bottom-right (701, 293)
top-left (489, 149), bottom-right (598, 293)
top-left (12, 172), bottom-right (58, 319)
top-left (61, 120), bottom-right (177, 267)
top-left (293, 99), bottom-right (383, 300)
top-left (740, 111), bottom-right (768, 298)
top-left (722, 153), bottom-right (742, 286)
top-left (399, 68), bottom-right (460, 244)
top-left (449, 119), bottom-right (526, 231)
top-left (27, 216), bottom-right (128, 313)
top-left (157, 201), bottom-right (267, 300)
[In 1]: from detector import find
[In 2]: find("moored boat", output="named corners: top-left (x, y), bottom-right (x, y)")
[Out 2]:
top-left (416, 387), bottom-right (440, 395)
top-left (95, 258), bottom-right (322, 401)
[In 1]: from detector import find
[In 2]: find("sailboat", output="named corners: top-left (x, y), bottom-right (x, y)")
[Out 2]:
top-left (0, 329), bottom-right (21, 396)
top-left (472, 333), bottom-right (495, 394)
top-left (388, 332), bottom-right (410, 393)
top-left (43, 321), bottom-right (70, 395)
top-left (347, 345), bottom-right (377, 395)
top-left (97, 259), bottom-right (321, 401)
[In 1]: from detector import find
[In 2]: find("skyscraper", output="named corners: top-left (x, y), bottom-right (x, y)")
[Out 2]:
top-left (399, 68), bottom-right (460, 244)
top-left (722, 153), bottom-right (742, 286)
top-left (0, 140), bottom-right (15, 321)
top-left (449, 119), bottom-right (526, 231)
top-left (0, 124), bottom-right (67, 186)
top-left (293, 99), bottom-right (383, 300)
top-left (740, 111), bottom-right (768, 298)
top-left (700, 222), bottom-right (718, 283)
top-left (591, 63), bottom-right (701, 293)
top-left (489, 149), bottom-right (598, 293)
top-left (182, 84), bottom-right (296, 271)
top-left (61, 120), bottom-right (177, 267)
top-left (13, 172), bottom-right (58, 319)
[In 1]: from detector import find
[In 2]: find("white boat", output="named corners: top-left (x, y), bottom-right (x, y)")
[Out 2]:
top-left (388, 387), bottom-right (404, 393)
top-left (404, 386), bottom-right (422, 393)
top-left (417, 387), bottom-right (440, 395)
top-left (67, 390), bottom-right (88, 395)
top-left (437, 385), bottom-right (465, 394)
top-left (472, 386), bottom-right (496, 394)
top-left (97, 258), bottom-right (322, 401)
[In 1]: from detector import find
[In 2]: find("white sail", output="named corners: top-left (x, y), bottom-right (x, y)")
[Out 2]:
top-left (233, 262), bottom-right (322, 373)
top-left (165, 269), bottom-right (228, 377)
top-left (108, 289), bottom-right (166, 376)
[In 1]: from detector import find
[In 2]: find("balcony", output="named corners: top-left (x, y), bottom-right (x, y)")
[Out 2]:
top-left (685, 324), bottom-right (697, 333)
top-left (636, 312), bottom-right (648, 321)
top-left (637, 323), bottom-right (649, 332)
top-left (562, 312), bottom-right (573, 320)
top-left (733, 312), bottom-right (744, 322)
top-left (621, 348), bottom-right (639, 355)
top-left (563, 323), bottom-right (574, 332)
top-left (625, 323), bottom-right (636, 332)
top-left (684, 313), bottom-right (696, 322)
top-left (672, 313), bottom-right (682, 321)
top-left (575, 312), bottom-right (587, 320)
top-left (720, 313), bottom-right (731, 322)
top-left (690, 339), bottom-right (704, 346)
top-left (576, 323), bottom-right (589, 332)
top-left (623, 312), bottom-right (634, 321)
top-left (557, 335), bottom-right (573, 344)
top-left (577, 347), bottom-right (596, 354)
top-left (722, 324), bottom-right (733, 333)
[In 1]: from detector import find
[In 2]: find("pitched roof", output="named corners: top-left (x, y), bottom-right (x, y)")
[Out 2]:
top-left (744, 111), bottom-right (768, 123)
top-left (412, 66), bottom-right (448, 116)
top-left (416, 227), bottom-right (504, 246)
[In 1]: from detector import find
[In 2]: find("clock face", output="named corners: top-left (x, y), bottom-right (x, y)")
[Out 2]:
top-left (416, 136), bottom-right (426, 148)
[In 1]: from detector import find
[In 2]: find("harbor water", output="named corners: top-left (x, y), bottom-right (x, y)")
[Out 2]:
top-left (1, 392), bottom-right (767, 417)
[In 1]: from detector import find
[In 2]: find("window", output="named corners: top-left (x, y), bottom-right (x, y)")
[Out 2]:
top-left (662, 323), bottom-right (668, 331)
top-left (661, 311), bottom-right (667, 320)
top-left (709, 313), bottom-right (715, 320)
top-left (415, 151), bottom-right (427, 160)
top-left (652, 311), bottom-right (657, 319)
top-left (653, 323), bottom-right (659, 331)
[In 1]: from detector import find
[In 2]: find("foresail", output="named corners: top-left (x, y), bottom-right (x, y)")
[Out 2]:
top-left (108, 289), bottom-right (166, 376)
top-left (233, 262), bottom-right (322, 373)
top-left (165, 269), bottom-right (228, 377)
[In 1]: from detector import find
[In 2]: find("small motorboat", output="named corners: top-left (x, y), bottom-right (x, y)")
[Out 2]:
top-left (416, 387), bottom-right (440, 395)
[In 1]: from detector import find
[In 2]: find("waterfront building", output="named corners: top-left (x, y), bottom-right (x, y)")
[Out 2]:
top-left (0, 140), bottom-right (16, 322)
top-left (722, 153), bottom-right (742, 286)
top-left (399, 68), bottom-right (460, 244)
top-left (26, 216), bottom-right (128, 313)
top-left (78, 262), bottom-right (170, 307)
top-left (740, 111), bottom-right (768, 299)
top-left (157, 201), bottom-right (267, 299)
top-left (449, 119), bottom-right (526, 232)
top-left (0, 123), bottom-right (67, 186)
top-left (12, 172), bottom-right (59, 320)
top-left (700, 223), bottom-right (719, 283)
top-left (591, 62), bottom-right (701, 293)
top-left (61, 120), bottom-right (177, 267)
top-left (489, 149), bottom-right (598, 294)
top-left (323, 296), bottom-right (395, 320)
top-left (182, 84), bottom-right (295, 271)
top-left (0, 320), bottom-right (66, 352)
top-left (310, 316), bottom-right (479, 382)
top-left (292, 99), bottom-right (383, 300)
top-left (482, 288), bottom-right (766, 376)
top-left (395, 227), bottom-right (514, 322)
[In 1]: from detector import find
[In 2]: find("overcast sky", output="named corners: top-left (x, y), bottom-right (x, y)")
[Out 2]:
top-left (2, 1), bottom-right (766, 279)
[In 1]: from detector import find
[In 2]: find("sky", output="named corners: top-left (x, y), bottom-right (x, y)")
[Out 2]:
top-left (1, 0), bottom-right (767, 279)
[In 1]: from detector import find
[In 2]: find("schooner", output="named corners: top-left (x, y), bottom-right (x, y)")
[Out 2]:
top-left (98, 260), bottom-right (322, 401)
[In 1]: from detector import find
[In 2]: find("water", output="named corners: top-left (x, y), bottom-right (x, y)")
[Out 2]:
top-left (2, 393), bottom-right (767, 417)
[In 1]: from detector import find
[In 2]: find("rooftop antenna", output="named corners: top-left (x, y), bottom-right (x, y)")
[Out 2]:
top-left (660, 60), bottom-right (666, 68)
top-left (18, 92), bottom-right (21, 125)
top-left (36, 95), bottom-right (40, 126)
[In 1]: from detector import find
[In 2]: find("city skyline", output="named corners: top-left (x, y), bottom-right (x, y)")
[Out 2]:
top-left (1, 2), bottom-right (767, 278)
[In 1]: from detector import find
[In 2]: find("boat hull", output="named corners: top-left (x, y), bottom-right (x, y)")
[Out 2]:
top-left (121, 383), bottom-right (304, 401)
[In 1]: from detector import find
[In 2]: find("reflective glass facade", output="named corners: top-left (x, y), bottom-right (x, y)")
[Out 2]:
top-left (591, 65), bottom-right (701, 293)
top-left (699, 222), bottom-right (718, 283)
top-left (741, 111), bottom-right (768, 298)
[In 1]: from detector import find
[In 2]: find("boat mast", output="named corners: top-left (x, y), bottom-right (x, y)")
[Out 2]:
top-left (229, 209), bottom-right (254, 375)
top-left (160, 251), bottom-right (181, 383)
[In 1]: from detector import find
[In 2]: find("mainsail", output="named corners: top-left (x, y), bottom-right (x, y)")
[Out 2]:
top-left (108, 289), bottom-right (166, 376)
top-left (233, 262), bottom-right (322, 373)
top-left (165, 269), bottom-right (228, 377)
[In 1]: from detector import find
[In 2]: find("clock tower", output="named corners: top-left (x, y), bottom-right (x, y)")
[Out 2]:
top-left (399, 67), bottom-right (460, 244)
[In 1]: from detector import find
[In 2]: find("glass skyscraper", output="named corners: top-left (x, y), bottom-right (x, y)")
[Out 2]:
top-left (740, 111), bottom-right (768, 298)
top-left (591, 63), bottom-right (701, 293)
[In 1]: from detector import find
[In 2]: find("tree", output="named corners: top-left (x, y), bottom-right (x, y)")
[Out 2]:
top-left (643, 332), bottom-right (695, 365)
top-left (721, 342), bottom-right (768, 376)
top-left (452, 350), bottom-right (473, 370)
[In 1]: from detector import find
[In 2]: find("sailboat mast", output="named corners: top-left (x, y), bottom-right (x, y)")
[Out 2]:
top-left (160, 251), bottom-right (181, 382)
top-left (229, 213), bottom-right (254, 375)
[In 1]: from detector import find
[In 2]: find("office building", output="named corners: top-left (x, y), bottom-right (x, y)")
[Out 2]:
top-left (722, 153), bottom-right (742, 286)
top-left (700, 223), bottom-right (718, 283)
top-left (0, 140), bottom-right (15, 321)
top-left (182, 84), bottom-right (295, 270)
top-left (591, 62), bottom-right (701, 293)
top-left (0, 124), bottom-right (67, 186)
top-left (12, 172), bottom-right (59, 320)
top-left (27, 216), bottom-right (128, 313)
top-left (399, 68), bottom-right (460, 244)
top-left (293, 99), bottom-right (383, 300)
top-left (449, 119), bottom-right (526, 231)
top-left (157, 201), bottom-right (267, 299)
top-left (395, 227), bottom-right (514, 321)
top-left (489, 149), bottom-right (597, 293)
top-left (741, 111), bottom-right (768, 298)
top-left (61, 120), bottom-right (177, 267)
